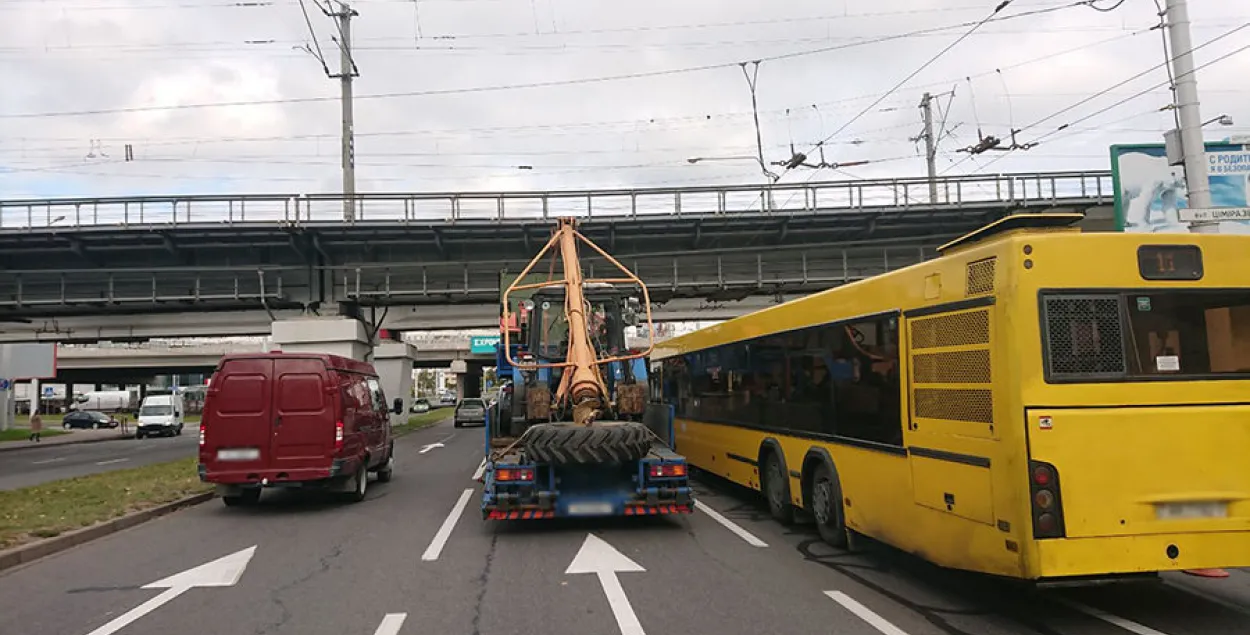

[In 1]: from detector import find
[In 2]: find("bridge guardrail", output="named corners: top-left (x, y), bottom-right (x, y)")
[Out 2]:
top-left (0, 171), bottom-right (1111, 230)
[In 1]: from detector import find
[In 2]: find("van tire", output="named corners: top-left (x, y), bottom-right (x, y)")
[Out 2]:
top-left (347, 463), bottom-right (368, 502)
top-left (376, 452), bottom-right (394, 483)
top-left (522, 420), bottom-right (652, 464)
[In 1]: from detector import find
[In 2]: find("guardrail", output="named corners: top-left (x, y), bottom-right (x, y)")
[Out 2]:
top-left (0, 171), bottom-right (1112, 229)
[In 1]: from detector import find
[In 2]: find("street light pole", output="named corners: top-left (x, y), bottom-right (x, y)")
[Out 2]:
top-left (1164, 0), bottom-right (1216, 233)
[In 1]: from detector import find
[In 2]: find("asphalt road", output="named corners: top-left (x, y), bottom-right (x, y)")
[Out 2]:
top-left (0, 428), bottom-right (199, 491)
top-left (2, 419), bottom-right (1248, 635)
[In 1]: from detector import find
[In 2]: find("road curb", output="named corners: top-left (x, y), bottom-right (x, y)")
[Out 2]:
top-left (0, 433), bottom-right (135, 454)
top-left (0, 491), bottom-right (214, 573)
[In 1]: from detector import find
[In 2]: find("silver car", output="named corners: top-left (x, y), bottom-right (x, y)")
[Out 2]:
top-left (454, 398), bottom-right (487, 428)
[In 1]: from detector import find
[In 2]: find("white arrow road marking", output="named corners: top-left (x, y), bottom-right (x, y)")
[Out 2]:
top-left (824, 591), bottom-right (911, 635)
top-left (372, 613), bottom-right (408, 635)
top-left (566, 534), bottom-right (647, 635)
top-left (1054, 598), bottom-right (1172, 635)
top-left (471, 458), bottom-right (486, 481)
top-left (85, 545), bottom-right (257, 635)
top-left (421, 488), bottom-right (474, 561)
top-left (95, 458), bottom-right (130, 466)
top-left (693, 500), bottom-right (768, 547)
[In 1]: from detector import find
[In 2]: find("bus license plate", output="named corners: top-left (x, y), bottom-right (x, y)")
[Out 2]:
top-left (567, 502), bottom-right (613, 516)
top-left (217, 448), bottom-right (260, 461)
top-left (1155, 502), bottom-right (1228, 520)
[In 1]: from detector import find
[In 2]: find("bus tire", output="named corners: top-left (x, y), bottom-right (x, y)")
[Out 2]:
top-left (761, 451), bottom-right (795, 525)
top-left (811, 462), bottom-right (848, 548)
top-left (522, 420), bottom-right (652, 464)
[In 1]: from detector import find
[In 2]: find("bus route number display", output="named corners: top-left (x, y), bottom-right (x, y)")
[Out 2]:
top-left (1137, 245), bottom-right (1203, 281)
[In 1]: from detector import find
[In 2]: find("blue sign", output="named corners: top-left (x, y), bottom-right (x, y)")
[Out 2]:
top-left (0, 379), bottom-right (9, 391)
top-left (470, 335), bottom-right (501, 354)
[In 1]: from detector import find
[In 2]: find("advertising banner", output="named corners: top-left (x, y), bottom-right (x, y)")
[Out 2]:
top-left (1111, 143), bottom-right (1250, 234)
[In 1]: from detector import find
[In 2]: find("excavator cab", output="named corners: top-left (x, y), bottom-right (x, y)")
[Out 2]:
top-left (526, 285), bottom-right (628, 362)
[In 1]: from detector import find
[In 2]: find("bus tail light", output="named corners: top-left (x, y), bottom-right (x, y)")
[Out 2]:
top-left (1029, 460), bottom-right (1066, 539)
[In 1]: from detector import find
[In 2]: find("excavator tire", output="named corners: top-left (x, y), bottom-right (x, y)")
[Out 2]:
top-left (522, 421), bottom-right (652, 464)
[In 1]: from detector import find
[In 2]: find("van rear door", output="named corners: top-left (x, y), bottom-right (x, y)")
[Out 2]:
top-left (205, 358), bottom-right (273, 465)
top-left (271, 356), bottom-right (336, 467)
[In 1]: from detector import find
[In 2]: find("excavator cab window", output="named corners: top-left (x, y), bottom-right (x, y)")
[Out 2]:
top-left (529, 289), bottom-right (626, 361)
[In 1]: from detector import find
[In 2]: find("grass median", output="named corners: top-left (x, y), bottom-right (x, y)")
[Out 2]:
top-left (392, 409), bottom-right (451, 437)
top-left (0, 428), bottom-right (68, 443)
top-left (0, 457), bottom-right (209, 550)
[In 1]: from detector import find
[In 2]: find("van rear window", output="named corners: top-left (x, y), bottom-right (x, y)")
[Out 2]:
top-left (217, 375), bottom-right (266, 414)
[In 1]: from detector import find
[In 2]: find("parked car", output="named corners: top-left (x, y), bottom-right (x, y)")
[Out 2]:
top-left (454, 397), bottom-right (487, 428)
top-left (62, 410), bottom-right (118, 430)
top-left (410, 398), bottom-right (430, 413)
top-left (198, 352), bottom-right (404, 507)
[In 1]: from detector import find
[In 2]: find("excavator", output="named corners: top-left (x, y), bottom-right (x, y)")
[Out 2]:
top-left (480, 217), bottom-right (694, 520)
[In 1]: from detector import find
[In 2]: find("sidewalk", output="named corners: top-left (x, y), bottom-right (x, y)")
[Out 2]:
top-left (0, 428), bottom-right (133, 453)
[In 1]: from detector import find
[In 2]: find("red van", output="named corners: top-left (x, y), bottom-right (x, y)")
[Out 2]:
top-left (198, 352), bottom-right (403, 507)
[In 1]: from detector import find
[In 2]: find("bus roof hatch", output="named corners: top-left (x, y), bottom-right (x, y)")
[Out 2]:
top-left (937, 212), bottom-right (1085, 255)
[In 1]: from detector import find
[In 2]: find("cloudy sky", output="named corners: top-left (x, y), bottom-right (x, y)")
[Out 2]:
top-left (0, 0), bottom-right (1247, 200)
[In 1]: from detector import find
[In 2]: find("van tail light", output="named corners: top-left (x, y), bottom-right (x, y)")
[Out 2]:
top-left (335, 421), bottom-right (344, 451)
top-left (649, 462), bottom-right (687, 478)
top-left (1029, 460), bottom-right (1065, 539)
top-left (198, 425), bottom-right (206, 446)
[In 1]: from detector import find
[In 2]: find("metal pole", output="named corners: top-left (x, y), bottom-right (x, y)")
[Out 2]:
top-left (920, 92), bottom-right (938, 203)
top-left (335, 2), bottom-right (358, 222)
top-left (1165, 0), bottom-right (1216, 233)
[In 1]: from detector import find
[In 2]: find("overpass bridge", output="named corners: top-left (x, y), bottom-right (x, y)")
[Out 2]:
top-left (0, 171), bottom-right (1113, 344)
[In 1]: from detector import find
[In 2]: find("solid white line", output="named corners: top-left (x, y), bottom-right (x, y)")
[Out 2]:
top-left (31, 457), bottom-right (65, 465)
top-left (1056, 598), bottom-right (1171, 635)
top-left (421, 488), bottom-right (475, 562)
top-left (471, 458), bottom-right (486, 481)
top-left (371, 613), bottom-right (408, 635)
top-left (693, 500), bottom-right (768, 547)
top-left (597, 571), bottom-right (646, 635)
top-left (95, 458), bottom-right (130, 466)
top-left (824, 591), bottom-right (911, 635)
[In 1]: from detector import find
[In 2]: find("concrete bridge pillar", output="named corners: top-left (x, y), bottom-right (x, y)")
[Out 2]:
top-left (271, 317), bottom-right (371, 361)
top-left (374, 341), bottom-right (417, 428)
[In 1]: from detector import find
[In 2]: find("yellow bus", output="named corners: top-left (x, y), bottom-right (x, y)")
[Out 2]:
top-left (650, 213), bottom-right (1250, 581)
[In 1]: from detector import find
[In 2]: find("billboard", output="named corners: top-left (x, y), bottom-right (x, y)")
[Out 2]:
top-left (1111, 143), bottom-right (1250, 234)
top-left (0, 343), bottom-right (56, 381)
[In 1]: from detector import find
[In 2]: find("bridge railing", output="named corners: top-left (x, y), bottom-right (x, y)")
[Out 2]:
top-left (0, 171), bottom-right (1111, 229)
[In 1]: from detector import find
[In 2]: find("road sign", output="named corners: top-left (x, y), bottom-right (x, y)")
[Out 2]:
top-left (1178, 207), bottom-right (1250, 222)
top-left (84, 545), bottom-right (257, 635)
top-left (470, 335), bottom-right (501, 354)
top-left (0, 379), bottom-right (9, 391)
top-left (566, 534), bottom-right (647, 635)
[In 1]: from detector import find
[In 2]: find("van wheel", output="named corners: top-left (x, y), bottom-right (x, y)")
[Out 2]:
top-left (376, 453), bottom-right (394, 483)
top-left (347, 463), bottom-right (368, 502)
top-left (811, 462), bottom-right (848, 548)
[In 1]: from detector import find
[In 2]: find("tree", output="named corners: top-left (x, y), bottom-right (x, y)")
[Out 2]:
top-left (415, 370), bottom-right (437, 397)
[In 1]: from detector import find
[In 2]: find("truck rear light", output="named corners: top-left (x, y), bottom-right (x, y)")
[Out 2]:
top-left (1028, 460), bottom-right (1065, 539)
top-left (334, 421), bottom-right (344, 451)
top-left (649, 463), bottom-right (687, 478)
top-left (496, 468), bottom-right (534, 482)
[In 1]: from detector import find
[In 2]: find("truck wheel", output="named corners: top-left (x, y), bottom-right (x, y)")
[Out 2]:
top-left (522, 420), bottom-right (652, 464)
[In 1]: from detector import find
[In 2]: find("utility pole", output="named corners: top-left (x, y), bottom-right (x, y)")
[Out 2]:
top-left (330, 1), bottom-right (359, 222)
top-left (918, 92), bottom-right (938, 203)
top-left (1164, 0), bottom-right (1215, 233)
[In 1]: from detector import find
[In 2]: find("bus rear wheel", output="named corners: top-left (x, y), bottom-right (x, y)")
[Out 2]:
top-left (762, 452), bottom-right (795, 525)
top-left (811, 463), bottom-right (848, 548)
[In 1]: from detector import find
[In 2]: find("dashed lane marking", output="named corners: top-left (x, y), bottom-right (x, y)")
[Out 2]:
top-left (95, 458), bottom-right (130, 466)
top-left (824, 591), bottom-right (911, 635)
top-left (472, 458), bottom-right (486, 481)
top-left (1055, 598), bottom-right (1172, 635)
top-left (372, 613), bottom-right (408, 635)
top-left (693, 500), bottom-right (768, 548)
top-left (31, 457), bottom-right (65, 465)
top-left (421, 488), bottom-right (475, 562)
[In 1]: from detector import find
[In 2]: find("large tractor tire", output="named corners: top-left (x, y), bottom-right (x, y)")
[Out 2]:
top-left (522, 421), bottom-right (652, 464)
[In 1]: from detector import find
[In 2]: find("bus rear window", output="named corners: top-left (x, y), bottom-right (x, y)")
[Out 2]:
top-left (1042, 290), bottom-right (1250, 381)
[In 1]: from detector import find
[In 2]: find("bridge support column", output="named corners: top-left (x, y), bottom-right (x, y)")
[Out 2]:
top-left (271, 317), bottom-right (371, 361)
top-left (374, 341), bottom-right (417, 428)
